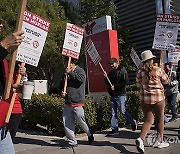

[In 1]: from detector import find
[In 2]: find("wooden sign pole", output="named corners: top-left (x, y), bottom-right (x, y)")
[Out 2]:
top-left (160, 50), bottom-right (164, 65)
top-left (5, 62), bottom-right (25, 123)
top-left (98, 62), bottom-right (113, 87)
top-left (3, 0), bottom-right (27, 100)
top-left (63, 57), bottom-right (71, 93)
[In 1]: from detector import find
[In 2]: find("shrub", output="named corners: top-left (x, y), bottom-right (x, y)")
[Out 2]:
top-left (21, 87), bottom-right (142, 135)
top-left (21, 94), bottom-right (65, 134)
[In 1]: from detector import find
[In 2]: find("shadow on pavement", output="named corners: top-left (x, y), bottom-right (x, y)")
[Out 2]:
top-left (77, 140), bottom-right (139, 154)
top-left (14, 136), bottom-right (65, 147)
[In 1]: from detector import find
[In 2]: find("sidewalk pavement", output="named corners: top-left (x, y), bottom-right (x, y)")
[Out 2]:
top-left (14, 118), bottom-right (180, 154)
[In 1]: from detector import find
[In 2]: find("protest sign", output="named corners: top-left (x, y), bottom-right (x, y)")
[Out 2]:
top-left (16, 10), bottom-right (50, 67)
top-left (152, 14), bottom-right (180, 51)
top-left (62, 23), bottom-right (84, 59)
top-left (130, 48), bottom-right (142, 69)
top-left (168, 47), bottom-right (180, 66)
top-left (86, 39), bottom-right (101, 65)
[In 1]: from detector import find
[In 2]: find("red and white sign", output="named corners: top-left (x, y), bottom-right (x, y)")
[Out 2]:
top-left (86, 39), bottom-right (101, 65)
top-left (152, 14), bottom-right (180, 51)
top-left (16, 10), bottom-right (50, 67)
top-left (62, 23), bottom-right (84, 59)
top-left (83, 15), bottom-right (112, 37)
top-left (168, 47), bottom-right (180, 66)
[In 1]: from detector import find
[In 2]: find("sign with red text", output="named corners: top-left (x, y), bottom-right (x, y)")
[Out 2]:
top-left (152, 14), bottom-right (180, 51)
top-left (86, 39), bottom-right (101, 65)
top-left (16, 10), bottom-right (50, 67)
top-left (168, 48), bottom-right (180, 66)
top-left (62, 23), bottom-right (84, 59)
top-left (83, 15), bottom-right (112, 37)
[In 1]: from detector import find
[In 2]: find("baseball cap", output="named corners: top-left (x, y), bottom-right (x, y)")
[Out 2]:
top-left (109, 58), bottom-right (118, 64)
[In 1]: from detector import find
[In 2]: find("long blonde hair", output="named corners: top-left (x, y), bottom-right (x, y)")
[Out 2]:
top-left (142, 59), bottom-right (154, 82)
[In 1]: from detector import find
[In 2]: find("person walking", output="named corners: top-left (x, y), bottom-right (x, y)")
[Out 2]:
top-left (59, 58), bottom-right (94, 148)
top-left (164, 62), bottom-right (178, 122)
top-left (136, 50), bottom-right (170, 153)
top-left (176, 60), bottom-right (180, 92)
top-left (0, 18), bottom-right (24, 154)
top-left (104, 57), bottom-right (137, 135)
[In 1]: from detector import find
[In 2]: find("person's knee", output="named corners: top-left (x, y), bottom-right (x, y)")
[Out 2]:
top-left (145, 117), bottom-right (154, 125)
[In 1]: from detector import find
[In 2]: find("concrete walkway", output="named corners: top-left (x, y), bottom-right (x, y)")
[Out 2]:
top-left (14, 119), bottom-right (180, 154)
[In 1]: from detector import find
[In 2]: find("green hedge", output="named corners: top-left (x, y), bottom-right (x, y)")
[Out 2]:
top-left (21, 85), bottom-right (143, 135)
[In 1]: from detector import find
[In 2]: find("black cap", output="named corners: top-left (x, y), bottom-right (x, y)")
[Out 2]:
top-left (109, 58), bottom-right (118, 64)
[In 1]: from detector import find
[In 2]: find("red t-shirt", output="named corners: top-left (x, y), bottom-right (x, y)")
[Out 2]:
top-left (3, 59), bottom-right (22, 114)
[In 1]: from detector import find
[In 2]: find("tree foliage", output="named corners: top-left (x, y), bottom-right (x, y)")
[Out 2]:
top-left (80, 0), bottom-right (135, 71)
top-left (0, 0), bottom-right (69, 90)
top-left (80, 0), bottom-right (114, 24)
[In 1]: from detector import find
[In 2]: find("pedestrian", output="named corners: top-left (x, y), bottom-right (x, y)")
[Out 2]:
top-left (176, 60), bottom-right (180, 92)
top-left (104, 57), bottom-right (137, 135)
top-left (164, 62), bottom-right (178, 122)
top-left (136, 50), bottom-right (170, 153)
top-left (59, 58), bottom-right (94, 148)
top-left (8, 62), bottom-right (27, 143)
top-left (0, 18), bottom-right (24, 154)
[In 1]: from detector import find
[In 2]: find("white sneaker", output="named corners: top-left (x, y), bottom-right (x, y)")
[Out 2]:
top-left (136, 138), bottom-right (145, 153)
top-left (157, 141), bottom-right (169, 149)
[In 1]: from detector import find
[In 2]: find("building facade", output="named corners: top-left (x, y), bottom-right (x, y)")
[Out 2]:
top-left (113, 0), bottom-right (180, 83)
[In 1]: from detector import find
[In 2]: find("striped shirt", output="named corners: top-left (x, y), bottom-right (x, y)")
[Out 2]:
top-left (136, 66), bottom-right (169, 104)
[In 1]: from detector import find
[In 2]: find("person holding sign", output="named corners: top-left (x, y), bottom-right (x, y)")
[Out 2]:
top-left (136, 50), bottom-right (170, 153)
top-left (177, 60), bottom-right (180, 93)
top-left (104, 58), bottom-right (137, 135)
top-left (59, 58), bottom-right (94, 148)
top-left (0, 26), bottom-right (24, 153)
top-left (164, 62), bottom-right (178, 122)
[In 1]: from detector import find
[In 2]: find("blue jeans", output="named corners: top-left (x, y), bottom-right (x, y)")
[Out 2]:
top-left (166, 93), bottom-right (178, 118)
top-left (0, 131), bottom-right (15, 154)
top-left (110, 95), bottom-right (135, 129)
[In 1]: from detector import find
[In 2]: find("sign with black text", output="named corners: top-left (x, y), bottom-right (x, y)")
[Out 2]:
top-left (152, 14), bottom-right (180, 51)
top-left (16, 10), bottom-right (50, 66)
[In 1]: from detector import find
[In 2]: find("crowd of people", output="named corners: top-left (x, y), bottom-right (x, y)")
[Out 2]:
top-left (0, 17), bottom-right (179, 154)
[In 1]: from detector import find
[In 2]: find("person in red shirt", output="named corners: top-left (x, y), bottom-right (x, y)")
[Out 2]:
top-left (8, 62), bottom-right (27, 143)
top-left (0, 18), bottom-right (24, 154)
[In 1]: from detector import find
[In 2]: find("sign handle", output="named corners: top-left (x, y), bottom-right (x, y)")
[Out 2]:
top-left (3, 0), bottom-right (27, 100)
top-left (63, 57), bottom-right (71, 93)
top-left (160, 50), bottom-right (164, 65)
top-left (5, 62), bottom-right (25, 124)
top-left (98, 62), bottom-right (113, 87)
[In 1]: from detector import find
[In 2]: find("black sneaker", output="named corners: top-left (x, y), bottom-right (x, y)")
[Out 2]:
top-left (169, 117), bottom-right (178, 122)
top-left (61, 144), bottom-right (78, 149)
top-left (88, 130), bottom-right (94, 144)
top-left (108, 128), bottom-right (119, 136)
top-left (131, 120), bottom-right (137, 131)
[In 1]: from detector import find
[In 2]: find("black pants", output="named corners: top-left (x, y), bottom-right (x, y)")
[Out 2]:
top-left (8, 114), bottom-right (22, 143)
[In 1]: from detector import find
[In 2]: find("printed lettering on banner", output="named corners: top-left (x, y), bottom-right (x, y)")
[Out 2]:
top-left (62, 23), bottom-right (84, 59)
top-left (152, 14), bottom-right (180, 51)
top-left (168, 48), bottom-right (180, 66)
top-left (86, 39), bottom-right (101, 65)
top-left (16, 10), bottom-right (50, 67)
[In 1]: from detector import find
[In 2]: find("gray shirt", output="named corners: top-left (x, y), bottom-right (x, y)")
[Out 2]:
top-left (165, 71), bottom-right (179, 95)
